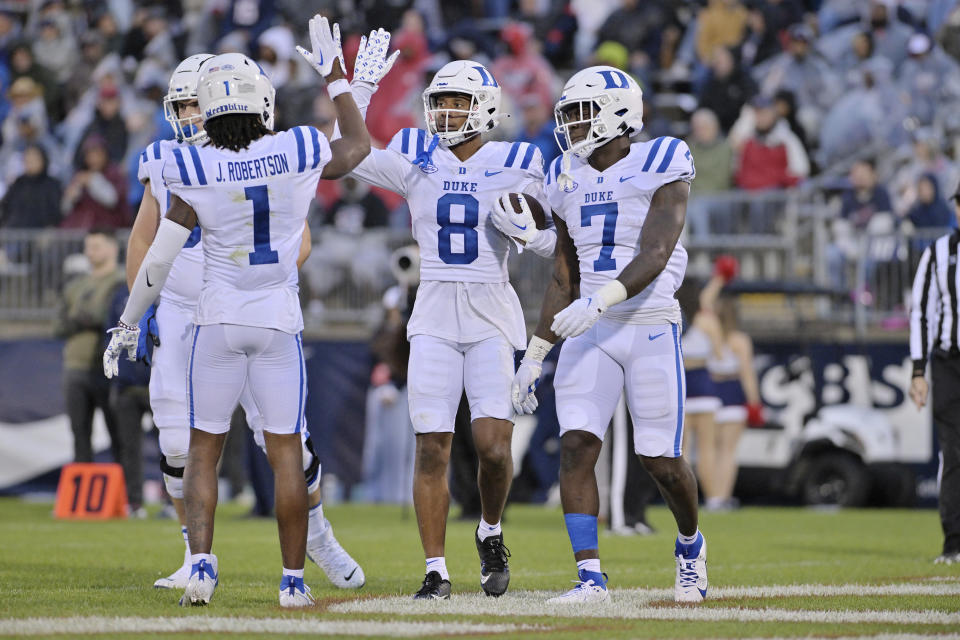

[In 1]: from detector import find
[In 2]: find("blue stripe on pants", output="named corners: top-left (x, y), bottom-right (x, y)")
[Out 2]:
top-left (188, 326), bottom-right (200, 428)
top-left (295, 334), bottom-right (305, 434)
top-left (672, 323), bottom-right (684, 456)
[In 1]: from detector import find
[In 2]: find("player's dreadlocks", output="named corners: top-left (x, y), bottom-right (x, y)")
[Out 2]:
top-left (204, 114), bottom-right (274, 152)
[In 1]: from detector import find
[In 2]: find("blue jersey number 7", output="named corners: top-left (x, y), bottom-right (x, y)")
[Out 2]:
top-left (580, 202), bottom-right (618, 271)
top-left (246, 185), bottom-right (279, 265)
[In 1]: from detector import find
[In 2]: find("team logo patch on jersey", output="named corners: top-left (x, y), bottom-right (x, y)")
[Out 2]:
top-left (561, 180), bottom-right (579, 193)
top-left (419, 162), bottom-right (438, 174)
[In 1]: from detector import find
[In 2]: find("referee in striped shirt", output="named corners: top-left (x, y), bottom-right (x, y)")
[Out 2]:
top-left (909, 193), bottom-right (960, 565)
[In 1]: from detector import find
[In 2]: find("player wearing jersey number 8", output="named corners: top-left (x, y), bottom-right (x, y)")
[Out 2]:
top-left (329, 57), bottom-right (557, 598)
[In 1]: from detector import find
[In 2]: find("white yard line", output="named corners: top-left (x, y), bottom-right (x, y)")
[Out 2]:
top-left (6, 582), bottom-right (959, 635)
top-left (0, 616), bottom-right (537, 637)
top-left (330, 581), bottom-right (960, 625)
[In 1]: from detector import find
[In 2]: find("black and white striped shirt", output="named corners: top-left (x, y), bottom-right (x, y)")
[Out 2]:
top-left (911, 230), bottom-right (960, 375)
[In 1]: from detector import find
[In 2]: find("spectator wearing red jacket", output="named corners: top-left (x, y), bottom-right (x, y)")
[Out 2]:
top-left (491, 22), bottom-right (556, 127)
top-left (734, 94), bottom-right (809, 190)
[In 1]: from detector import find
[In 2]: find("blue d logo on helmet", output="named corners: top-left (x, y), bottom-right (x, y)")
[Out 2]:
top-left (552, 65), bottom-right (644, 161)
top-left (597, 70), bottom-right (629, 90)
top-left (473, 66), bottom-right (498, 87)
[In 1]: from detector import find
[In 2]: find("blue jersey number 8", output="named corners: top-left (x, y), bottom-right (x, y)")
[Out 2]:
top-left (580, 202), bottom-right (618, 271)
top-left (437, 193), bottom-right (478, 264)
top-left (246, 185), bottom-right (279, 265)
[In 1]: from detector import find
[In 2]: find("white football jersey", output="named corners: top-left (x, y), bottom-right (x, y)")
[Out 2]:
top-left (350, 129), bottom-right (546, 348)
top-left (138, 139), bottom-right (204, 308)
top-left (544, 136), bottom-right (695, 323)
top-left (351, 129), bottom-right (545, 283)
top-left (163, 126), bottom-right (330, 334)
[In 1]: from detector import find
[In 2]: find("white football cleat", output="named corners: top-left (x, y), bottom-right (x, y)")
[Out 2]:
top-left (179, 556), bottom-right (219, 606)
top-left (154, 561), bottom-right (191, 589)
top-left (279, 575), bottom-right (315, 608)
top-left (306, 520), bottom-right (365, 589)
top-left (547, 571), bottom-right (609, 604)
top-left (675, 533), bottom-right (708, 603)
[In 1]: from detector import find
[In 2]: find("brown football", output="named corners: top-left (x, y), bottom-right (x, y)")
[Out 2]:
top-left (506, 192), bottom-right (548, 230)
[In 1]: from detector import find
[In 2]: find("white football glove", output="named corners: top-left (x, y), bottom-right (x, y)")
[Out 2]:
top-left (511, 358), bottom-right (542, 415)
top-left (353, 28), bottom-right (399, 87)
top-left (551, 296), bottom-right (605, 339)
top-left (490, 193), bottom-right (539, 244)
top-left (296, 15), bottom-right (346, 78)
top-left (103, 323), bottom-right (140, 379)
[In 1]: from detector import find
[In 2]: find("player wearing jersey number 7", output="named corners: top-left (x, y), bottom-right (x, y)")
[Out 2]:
top-left (329, 50), bottom-right (557, 598)
top-left (510, 66), bottom-right (708, 605)
top-left (104, 15), bottom-right (371, 608)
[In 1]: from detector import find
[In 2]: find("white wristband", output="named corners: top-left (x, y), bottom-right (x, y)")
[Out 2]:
top-left (524, 335), bottom-right (554, 363)
top-left (327, 78), bottom-right (352, 100)
top-left (597, 279), bottom-right (628, 309)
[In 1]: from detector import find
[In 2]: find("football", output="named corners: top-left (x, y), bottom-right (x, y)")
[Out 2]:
top-left (506, 192), bottom-right (548, 230)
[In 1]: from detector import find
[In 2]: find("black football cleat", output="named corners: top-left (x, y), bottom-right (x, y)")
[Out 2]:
top-left (412, 571), bottom-right (451, 600)
top-left (475, 527), bottom-right (511, 597)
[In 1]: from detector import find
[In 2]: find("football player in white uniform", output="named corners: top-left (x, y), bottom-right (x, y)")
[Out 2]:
top-left (127, 54), bottom-right (364, 593)
top-left (334, 58), bottom-right (556, 598)
top-left (104, 16), bottom-right (371, 607)
top-left (509, 66), bottom-right (708, 604)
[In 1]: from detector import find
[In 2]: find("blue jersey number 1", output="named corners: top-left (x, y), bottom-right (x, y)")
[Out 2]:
top-left (437, 193), bottom-right (479, 264)
top-left (246, 185), bottom-right (279, 265)
top-left (580, 202), bottom-right (618, 271)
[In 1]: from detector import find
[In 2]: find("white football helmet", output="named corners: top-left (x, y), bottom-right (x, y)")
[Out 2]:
top-left (553, 65), bottom-right (643, 159)
top-left (422, 60), bottom-right (501, 147)
top-left (164, 53), bottom-right (214, 144)
top-left (197, 53), bottom-right (276, 129)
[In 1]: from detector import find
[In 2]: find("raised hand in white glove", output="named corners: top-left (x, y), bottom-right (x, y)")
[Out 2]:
top-left (349, 28), bottom-right (400, 109)
top-left (353, 28), bottom-right (400, 87)
top-left (295, 15), bottom-right (346, 79)
top-left (490, 193), bottom-right (539, 245)
top-left (551, 296), bottom-right (605, 339)
top-left (103, 322), bottom-right (140, 379)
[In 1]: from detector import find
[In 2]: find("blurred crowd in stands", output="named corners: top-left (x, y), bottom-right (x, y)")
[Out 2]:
top-left (0, 0), bottom-right (959, 273)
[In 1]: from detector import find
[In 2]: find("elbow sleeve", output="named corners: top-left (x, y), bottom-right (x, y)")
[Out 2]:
top-left (120, 219), bottom-right (191, 325)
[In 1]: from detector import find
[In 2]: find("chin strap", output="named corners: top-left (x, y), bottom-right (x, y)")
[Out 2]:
top-left (557, 150), bottom-right (576, 191)
top-left (413, 133), bottom-right (440, 169)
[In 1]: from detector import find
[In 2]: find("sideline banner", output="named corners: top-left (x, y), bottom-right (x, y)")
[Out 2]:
top-left (0, 339), bottom-right (936, 500)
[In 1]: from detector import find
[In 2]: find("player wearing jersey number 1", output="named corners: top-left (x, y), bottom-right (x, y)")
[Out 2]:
top-left (127, 53), bottom-right (363, 594)
top-left (330, 56), bottom-right (556, 598)
top-left (104, 15), bottom-right (371, 608)
top-left (510, 66), bottom-right (708, 604)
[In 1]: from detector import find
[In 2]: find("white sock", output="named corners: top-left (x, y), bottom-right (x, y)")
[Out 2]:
top-left (307, 502), bottom-right (329, 543)
top-left (678, 530), bottom-right (700, 546)
top-left (190, 553), bottom-right (215, 567)
top-left (425, 556), bottom-right (449, 580)
top-left (576, 558), bottom-right (602, 575)
top-left (477, 517), bottom-right (502, 541)
top-left (181, 526), bottom-right (191, 565)
top-left (282, 567), bottom-right (304, 578)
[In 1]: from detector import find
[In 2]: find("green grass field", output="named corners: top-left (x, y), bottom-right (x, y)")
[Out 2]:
top-left (1, 498), bottom-right (958, 638)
